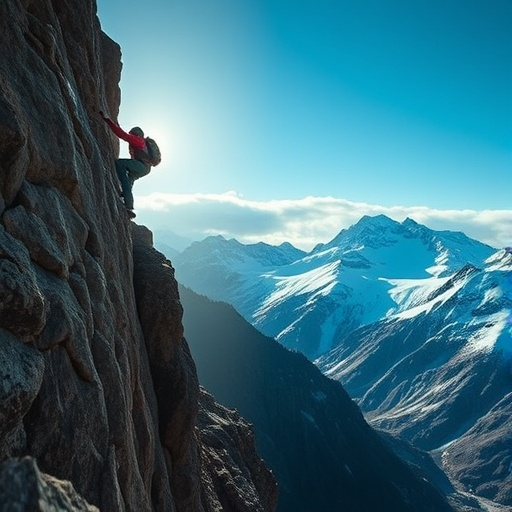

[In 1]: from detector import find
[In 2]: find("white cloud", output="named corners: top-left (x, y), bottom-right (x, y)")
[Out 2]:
top-left (134, 192), bottom-right (512, 251)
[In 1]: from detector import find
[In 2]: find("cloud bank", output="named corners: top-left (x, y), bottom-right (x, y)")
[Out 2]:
top-left (135, 191), bottom-right (511, 251)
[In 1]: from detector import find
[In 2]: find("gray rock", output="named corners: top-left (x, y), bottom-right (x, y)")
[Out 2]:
top-left (0, 331), bottom-right (44, 460)
top-left (4, 205), bottom-right (68, 277)
top-left (0, 457), bottom-right (98, 511)
top-left (0, 226), bottom-right (46, 339)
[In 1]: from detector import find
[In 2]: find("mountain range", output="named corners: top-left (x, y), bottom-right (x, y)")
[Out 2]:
top-left (172, 215), bottom-right (496, 360)
top-left (164, 215), bottom-right (512, 509)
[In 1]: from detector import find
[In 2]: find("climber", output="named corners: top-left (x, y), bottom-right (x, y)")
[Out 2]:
top-left (99, 111), bottom-right (154, 218)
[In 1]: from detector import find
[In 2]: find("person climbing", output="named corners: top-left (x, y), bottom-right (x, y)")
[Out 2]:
top-left (99, 111), bottom-right (160, 218)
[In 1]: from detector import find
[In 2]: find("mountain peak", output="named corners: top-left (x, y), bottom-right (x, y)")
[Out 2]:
top-left (402, 217), bottom-right (419, 227)
top-left (323, 214), bottom-right (403, 252)
top-left (318, 216), bottom-right (493, 277)
top-left (358, 214), bottom-right (398, 226)
top-left (177, 235), bottom-right (307, 277)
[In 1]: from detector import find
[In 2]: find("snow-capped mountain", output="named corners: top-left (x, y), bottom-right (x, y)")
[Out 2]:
top-left (173, 215), bottom-right (496, 359)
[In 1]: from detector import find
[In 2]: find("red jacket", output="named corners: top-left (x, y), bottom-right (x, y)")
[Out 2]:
top-left (104, 118), bottom-right (146, 159)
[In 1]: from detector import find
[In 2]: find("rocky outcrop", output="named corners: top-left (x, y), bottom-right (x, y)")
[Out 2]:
top-left (133, 225), bottom-right (202, 510)
top-left (0, 1), bottom-right (276, 510)
top-left (198, 389), bottom-right (279, 512)
top-left (132, 226), bottom-right (277, 511)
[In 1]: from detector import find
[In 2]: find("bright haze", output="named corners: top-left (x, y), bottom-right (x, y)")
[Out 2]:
top-left (96, 0), bottom-right (511, 250)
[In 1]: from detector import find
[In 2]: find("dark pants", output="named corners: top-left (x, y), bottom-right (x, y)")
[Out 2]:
top-left (115, 159), bottom-right (150, 210)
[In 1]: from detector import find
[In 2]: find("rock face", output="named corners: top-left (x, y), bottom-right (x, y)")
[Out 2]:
top-left (0, 1), bottom-right (276, 511)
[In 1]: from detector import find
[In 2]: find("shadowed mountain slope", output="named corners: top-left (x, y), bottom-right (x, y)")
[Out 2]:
top-left (179, 285), bottom-right (455, 512)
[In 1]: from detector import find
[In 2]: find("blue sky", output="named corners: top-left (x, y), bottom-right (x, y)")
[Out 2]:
top-left (96, 0), bottom-right (511, 250)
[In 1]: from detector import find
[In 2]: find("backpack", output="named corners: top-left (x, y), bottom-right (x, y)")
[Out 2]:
top-left (143, 137), bottom-right (161, 166)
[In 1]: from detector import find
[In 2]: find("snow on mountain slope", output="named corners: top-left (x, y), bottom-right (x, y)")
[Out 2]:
top-left (316, 248), bottom-right (512, 506)
top-left (173, 215), bottom-right (495, 359)
top-left (173, 235), bottom-right (308, 325)
top-left (319, 215), bottom-right (493, 278)
top-left (319, 250), bottom-right (510, 395)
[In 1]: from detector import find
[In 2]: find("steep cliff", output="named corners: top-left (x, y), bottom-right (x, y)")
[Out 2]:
top-left (0, 1), bottom-right (276, 510)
